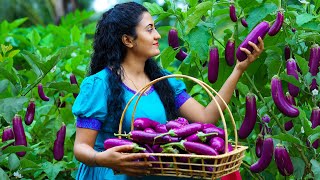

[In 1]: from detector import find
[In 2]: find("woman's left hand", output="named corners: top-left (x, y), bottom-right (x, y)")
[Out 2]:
top-left (236, 36), bottom-right (264, 72)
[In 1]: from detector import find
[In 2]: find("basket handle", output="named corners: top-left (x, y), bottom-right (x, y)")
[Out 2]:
top-left (118, 74), bottom-right (238, 151)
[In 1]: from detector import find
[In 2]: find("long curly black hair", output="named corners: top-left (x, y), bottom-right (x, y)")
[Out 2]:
top-left (89, 2), bottom-right (179, 129)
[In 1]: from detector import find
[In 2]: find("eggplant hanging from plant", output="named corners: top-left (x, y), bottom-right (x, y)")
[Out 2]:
top-left (236, 21), bottom-right (270, 61)
top-left (168, 29), bottom-right (188, 61)
top-left (208, 47), bottom-right (219, 83)
top-left (268, 11), bottom-right (284, 36)
top-left (238, 93), bottom-right (257, 139)
top-left (271, 76), bottom-right (299, 117)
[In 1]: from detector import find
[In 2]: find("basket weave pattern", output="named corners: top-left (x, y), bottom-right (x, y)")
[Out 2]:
top-left (117, 74), bottom-right (248, 179)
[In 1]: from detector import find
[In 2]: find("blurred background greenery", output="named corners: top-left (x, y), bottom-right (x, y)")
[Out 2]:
top-left (0, 0), bottom-right (166, 26)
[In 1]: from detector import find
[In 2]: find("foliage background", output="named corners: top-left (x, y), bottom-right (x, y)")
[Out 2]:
top-left (0, 0), bottom-right (319, 179)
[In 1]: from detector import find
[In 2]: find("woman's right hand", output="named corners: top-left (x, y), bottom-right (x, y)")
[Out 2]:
top-left (96, 145), bottom-right (152, 176)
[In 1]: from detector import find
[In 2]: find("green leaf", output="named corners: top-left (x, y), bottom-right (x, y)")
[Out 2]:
top-left (20, 158), bottom-right (40, 169)
top-left (236, 82), bottom-right (250, 96)
top-left (272, 133), bottom-right (303, 145)
top-left (291, 157), bottom-right (305, 179)
top-left (299, 32), bottom-right (320, 42)
top-left (0, 79), bottom-right (9, 93)
top-left (160, 46), bottom-right (176, 68)
top-left (187, 0), bottom-right (198, 7)
top-left (279, 73), bottom-right (302, 87)
top-left (185, 25), bottom-right (210, 61)
top-left (308, 131), bottom-right (320, 145)
top-left (301, 21), bottom-right (320, 32)
top-left (27, 29), bottom-right (41, 46)
top-left (0, 97), bottom-right (28, 123)
top-left (0, 67), bottom-right (18, 86)
top-left (185, 1), bottom-right (213, 33)
top-left (8, 153), bottom-right (20, 171)
top-left (44, 46), bottom-right (77, 74)
top-left (143, 2), bottom-right (165, 15)
top-left (0, 168), bottom-right (9, 180)
top-left (301, 111), bottom-right (313, 136)
top-left (42, 162), bottom-right (64, 180)
top-left (48, 82), bottom-right (79, 93)
top-left (246, 3), bottom-right (277, 30)
top-left (2, 145), bottom-right (32, 154)
top-left (294, 54), bottom-right (309, 76)
top-left (296, 13), bottom-right (315, 26)
top-left (21, 50), bottom-right (43, 76)
top-left (9, 18), bottom-right (28, 29)
top-left (8, 50), bottom-right (20, 58)
top-left (311, 159), bottom-right (320, 180)
top-left (70, 26), bottom-right (81, 43)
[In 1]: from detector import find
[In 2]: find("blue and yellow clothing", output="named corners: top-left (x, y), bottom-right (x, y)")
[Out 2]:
top-left (72, 68), bottom-right (192, 180)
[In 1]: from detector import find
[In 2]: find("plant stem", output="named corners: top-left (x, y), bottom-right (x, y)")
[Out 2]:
top-left (242, 161), bottom-right (264, 180)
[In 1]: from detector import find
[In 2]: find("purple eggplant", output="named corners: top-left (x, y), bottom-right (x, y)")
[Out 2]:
top-left (104, 138), bottom-right (145, 152)
top-left (268, 11), bottom-right (284, 36)
top-left (154, 124), bottom-right (168, 133)
top-left (202, 126), bottom-right (225, 139)
top-left (208, 47), bottom-right (219, 83)
top-left (25, 99), bottom-right (35, 125)
top-left (250, 137), bottom-right (274, 173)
top-left (2, 127), bottom-right (14, 150)
top-left (225, 38), bottom-right (235, 66)
top-left (284, 45), bottom-right (291, 61)
top-left (166, 120), bottom-right (183, 130)
top-left (262, 114), bottom-right (270, 123)
top-left (12, 115), bottom-right (27, 157)
top-left (133, 117), bottom-right (160, 130)
top-left (286, 58), bottom-right (300, 97)
top-left (115, 130), bottom-right (178, 145)
top-left (274, 145), bottom-right (294, 176)
top-left (173, 117), bottom-right (189, 126)
top-left (38, 83), bottom-right (50, 101)
top-left (229, 4), bottom-right (237, 22)
top-left (241, 18), bottom-right (248, 27)
top-left (238, 93), bottom-right (257, 139)
top-left (155, 123), bottom-right (203, 139)
top-left (53, 123), bottom-right (66, 161)
top-left (162, 140), bottom-right (219, 156)
top-left (271, 76), bottom-right (299, 117)
top-left (70, 73), bottom-right (79, 98)
top-left (168, 28), bottom-right (188, 61)
top-left (284, 94), bottom-right (296, 131)
top-left (255, 134), bottom-right (264, 158)
top-left (236, 21), bottom-right (270, 61)
top-left (310, 107), bottom-right (320, 149)
top-left (308, 44), bottom-right (320, 91)
top-left (208, 136), bottom-right (225, 153)
top-left (144, 128), bottom-right (156, 133)
top-left (185, 131), bottom-right (218, 142)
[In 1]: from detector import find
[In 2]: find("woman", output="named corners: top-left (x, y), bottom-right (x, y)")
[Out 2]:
top-left (72, 2), bottom-right (264, 180)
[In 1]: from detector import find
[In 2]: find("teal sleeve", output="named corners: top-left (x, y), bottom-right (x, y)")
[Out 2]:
top-left (72, 75), bottom-right (108, 130)
top-left (162, 70), bottom-right (191, 109)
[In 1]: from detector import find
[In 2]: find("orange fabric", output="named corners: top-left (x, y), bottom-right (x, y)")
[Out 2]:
top-left (221, 170), bottom-right (242, 180)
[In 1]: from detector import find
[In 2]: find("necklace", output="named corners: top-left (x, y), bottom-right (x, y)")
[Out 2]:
top-left (124, 72), bottom-right (148, 94)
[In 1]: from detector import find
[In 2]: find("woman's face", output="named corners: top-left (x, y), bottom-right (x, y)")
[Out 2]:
top-left (131, 12), bottom-right (161, 58)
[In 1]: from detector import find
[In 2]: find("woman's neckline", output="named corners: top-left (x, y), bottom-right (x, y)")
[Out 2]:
top-left (104, 67), bottom-right (154, 96)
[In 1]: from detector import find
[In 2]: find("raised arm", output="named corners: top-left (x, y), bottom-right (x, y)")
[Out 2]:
top-left (179, 37), bottom-right (264, 124)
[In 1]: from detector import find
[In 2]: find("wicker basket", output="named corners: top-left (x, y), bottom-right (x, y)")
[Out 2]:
top-left (117, 74), bottom-right (248, 179)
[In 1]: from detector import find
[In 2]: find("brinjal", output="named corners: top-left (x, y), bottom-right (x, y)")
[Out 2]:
top-left (271, 76), bottom-right (299, 117)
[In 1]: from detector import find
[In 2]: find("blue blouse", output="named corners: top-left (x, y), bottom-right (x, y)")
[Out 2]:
top-left (72, 68), bottom-right (192, 180)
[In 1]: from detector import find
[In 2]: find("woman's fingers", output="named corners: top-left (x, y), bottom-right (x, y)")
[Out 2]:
top-left (111, 145), bottom-right (134, 153)
top-left (257, 36), bottom-right (264, 49)
top-left (240, 47), bottom-right (252, 55)
top-left (248, 41), bottom-right (260, 54)
top-left (123, 152), bottom-right (149, 161)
